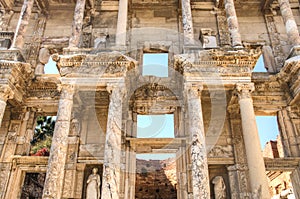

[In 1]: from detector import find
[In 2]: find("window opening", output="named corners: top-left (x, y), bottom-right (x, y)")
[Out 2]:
top-left (137, 114), bottom-right (174, 138)
top-left (142, 53), bottom-right (168, 77)
top-left (135, 153), bottom-right (177, 199)
top-left (256, 116), bottom-right (281, 157)
top-left (30, 116), bottom-right (56, 156)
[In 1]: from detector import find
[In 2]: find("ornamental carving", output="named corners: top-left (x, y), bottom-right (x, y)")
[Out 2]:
top-left (174, 49), bottom-right (260, 76)
top-left (54, 52), bottom-right (136, 76)
top-left (0, 85), bottom-right (14, 101)
top-left (208, 145), bottom-right (233, 158)
top-left (236, 83), bottom-right (255, 100)
top-left (133, 83), bottom-right (177, 100)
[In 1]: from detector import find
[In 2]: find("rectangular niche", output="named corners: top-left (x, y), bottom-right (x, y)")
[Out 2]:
top-left (82, 164), bottom-right (103, 199)
top-left (20, 172), bottom-right (46, 199)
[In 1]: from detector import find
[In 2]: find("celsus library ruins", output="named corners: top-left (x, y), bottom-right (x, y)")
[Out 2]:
top-left (0, 0), bottom-right (300, 198)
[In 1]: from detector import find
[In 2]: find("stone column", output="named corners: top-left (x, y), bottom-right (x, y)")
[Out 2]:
top-left (69, 0), bottom-right (86, 48)
top-left (115, 0), bottom-right (128, 46)
top-left (278, 0), bottom-right (300, 46)
top-left (185, 84), bottom-right (210, 198)
top-left (101, 84), bottom-right (126, 199)
top-left (42, 84), bottom-right (75, 199)
top-left (10, 0), bottom-right (34, 49)
top-left (236, 83), bottom-right (270, 199)
top-left (0, 86), bottom-right (13, 127)
top-left (224, 0), bottom-right (242, 47)
top-left (181, 0), bottom-right (194, 45)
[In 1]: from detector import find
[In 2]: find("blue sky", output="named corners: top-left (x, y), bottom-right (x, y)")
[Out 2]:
top-left (137, 114), bottom-right (174, 138)
top-left (142, 53), bottom-right (168, 77)
top-left (256, 116), bottom-right (279, 149)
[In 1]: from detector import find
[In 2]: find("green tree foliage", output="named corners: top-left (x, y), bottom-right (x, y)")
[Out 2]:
top-left (30, 116), bottom-right (56, 156)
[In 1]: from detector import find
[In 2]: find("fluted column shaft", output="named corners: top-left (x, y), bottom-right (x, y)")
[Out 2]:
top-left (69, 0), bottom-right (86, 48)
top-left (181, 0), bottom-right (194, 45)
top-left (185, 84), bottom-right (210, 199)
top-left (115, 0), bottom-right (128, 46)
top-left (236, 83), bottom-right (270, 199)
top-left (278, 0), bottom-right (300, 46)
top-left (224, 0), bottom-right (242, 47)
top-left (10, 0), bottom-right (34, 49)
top-left (101, 84), bottom-right (126, 199)
top-left (43, 84), bottom-right (75, 199)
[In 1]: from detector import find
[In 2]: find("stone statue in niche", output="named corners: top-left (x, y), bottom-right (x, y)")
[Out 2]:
top-left (86, 168), bottom-right (101, 199)
top-left (212, 176), bottom-right (226, 199)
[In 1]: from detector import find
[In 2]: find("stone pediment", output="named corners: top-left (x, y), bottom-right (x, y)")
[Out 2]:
top-left (54, 51), bottom-right (137, 77)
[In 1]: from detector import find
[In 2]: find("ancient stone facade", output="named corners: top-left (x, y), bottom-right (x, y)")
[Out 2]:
top-left (0, 0), bottom-right (300, 198)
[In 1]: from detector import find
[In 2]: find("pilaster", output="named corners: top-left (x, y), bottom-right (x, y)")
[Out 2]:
top-left (101, 83), bottom-right (126, 199)
top-left (42, 84), bottom-right (75, 199)
top-left (236, 83), bottom-right (270, 199)
top-left (184, 83), bottom-right (210, 199)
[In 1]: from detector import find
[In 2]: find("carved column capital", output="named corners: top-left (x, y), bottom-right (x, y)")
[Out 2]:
top-left (58, 84), bottom-right (76, 100)
top-left (235, 83), bottom-right (254, 100)
top-left (0, 85), bottom-right (14, 101)
top-left (106, 83), bottom-right (126, 98)
top-left (184, 83), bottom-right (203, 98)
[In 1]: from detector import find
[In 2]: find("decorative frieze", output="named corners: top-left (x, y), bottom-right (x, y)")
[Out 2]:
top-left (52, 52), bottom-right (136, 77)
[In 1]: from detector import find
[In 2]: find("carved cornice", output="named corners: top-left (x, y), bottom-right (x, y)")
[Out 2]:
top-left (0, 31), bottom-right (14, 39)
top-left (0, 50), bottom-right (25, 62)
top-left (174, 48), bottom-right (260, 76)
top-left (0, 85), bottom-right (14, 101)
top-left (0, 60), bottom-right (32, 103)
top-left (52, 51), bottom-right (137, 77)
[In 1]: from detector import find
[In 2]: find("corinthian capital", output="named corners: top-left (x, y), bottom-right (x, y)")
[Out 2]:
top-left (106, 83), bottom-right (126, 98)
top-left (184, 83), bottom-right (203, 98)
top-left (236, 83), bottom-right (254, 100)
top-left (0, 85), bottom-right (14, 101)
top-left (58, 84), bottom-right (76, 100)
